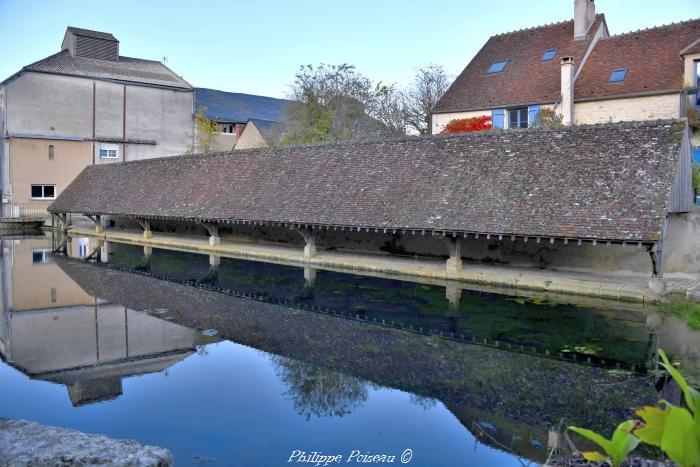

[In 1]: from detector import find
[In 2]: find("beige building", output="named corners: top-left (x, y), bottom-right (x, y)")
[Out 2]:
top-left (432, 1), bottom-right (700, 135)
top-left (0, 27), bottom-right (194, 213)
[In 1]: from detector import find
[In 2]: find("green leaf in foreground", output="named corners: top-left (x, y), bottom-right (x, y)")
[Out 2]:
top-left (569, 421), bottom-right (639, 467)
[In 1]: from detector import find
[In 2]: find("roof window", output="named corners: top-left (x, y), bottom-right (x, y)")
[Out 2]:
top-left (608, 68), bottom-right (628, 83)
top-left (486, 60), bottom-right (508, 74)
top-left (541, 48), bottom-right (557, 62)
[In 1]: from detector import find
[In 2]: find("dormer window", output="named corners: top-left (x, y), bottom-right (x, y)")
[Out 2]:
top-left (608, 68), bottom-right (628, 83)
top-left (486, 60), bottom-right (508, 74)
top-left (541, 48), bottom-right (557, 62)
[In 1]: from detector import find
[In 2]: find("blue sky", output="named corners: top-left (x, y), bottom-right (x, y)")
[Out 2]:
top-left (0, 0), bottom-right (698, 98)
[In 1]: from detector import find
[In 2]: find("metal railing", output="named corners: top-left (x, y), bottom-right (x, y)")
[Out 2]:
top-left (0, 203), bottom-right (50, 219)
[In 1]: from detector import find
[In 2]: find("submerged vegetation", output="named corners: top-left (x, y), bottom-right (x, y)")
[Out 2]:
top-left (663, 298), bottom-right (700, 329)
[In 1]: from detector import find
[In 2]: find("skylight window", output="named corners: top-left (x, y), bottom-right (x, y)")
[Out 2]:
top-left (486, 60), bottom-right (508, 74)
top-left (608, 68), bottom-right (628, 83)
top-left (541, 48), bottom-right (557, 62)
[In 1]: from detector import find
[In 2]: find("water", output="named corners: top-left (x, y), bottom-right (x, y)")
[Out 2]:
top-left (1, 233), bottom-right (698, 466)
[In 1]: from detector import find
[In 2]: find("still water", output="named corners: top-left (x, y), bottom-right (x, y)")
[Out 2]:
top-left (1, 233), bottom-right (698, 466)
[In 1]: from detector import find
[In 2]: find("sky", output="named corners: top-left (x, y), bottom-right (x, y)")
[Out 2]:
top-left (0, 0), bottom-right (698, 99)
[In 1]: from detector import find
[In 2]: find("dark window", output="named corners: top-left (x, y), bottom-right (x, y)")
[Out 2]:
top-left (487, 60), bottom-right (508, 74)
top-left (694, 60), bottom-right (700, 107)
top-left (541, 48), bottom-right (557, 62)
top-left (32, 251), bottom-right (44, 263)
top-left (30, 184), bottom-right (55, 199)
top-left (608, 68), bottom-right (627, 83)
top-left (48, 145), bottom-right (54, 160)
top-left (509, 108), bottom-right (528, 128)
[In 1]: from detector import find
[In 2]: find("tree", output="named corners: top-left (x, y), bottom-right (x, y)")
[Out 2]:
top-left (189, 107), bottom-right (219, 154)
top-left (404, 64), bottom-right (451, 135)
top-left (281, 64), bottom-right (404, 145)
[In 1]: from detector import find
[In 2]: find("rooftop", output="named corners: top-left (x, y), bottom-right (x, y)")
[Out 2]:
top-left (195, 88), bottom-right (292, 123)
top-left (6, 49), bottom-right (192, 89)
top-left (50, 120), bottom-right (689, 243)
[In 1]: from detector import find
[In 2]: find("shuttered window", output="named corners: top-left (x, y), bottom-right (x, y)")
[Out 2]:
top-left (492, 109), bottom-right (505, 129)
top-left (528, 105), bottom-right (541, 127)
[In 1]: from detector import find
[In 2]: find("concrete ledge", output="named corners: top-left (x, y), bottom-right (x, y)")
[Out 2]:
top-left (67, 227), bottom-right (661, 304)
top-left (0, 419), bottom-right (172, 466)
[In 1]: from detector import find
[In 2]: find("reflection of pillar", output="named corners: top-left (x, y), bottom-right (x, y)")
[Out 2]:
top-left (100, 241), bottom-right (110, 263)
top-left (304, 267), bottom-right (317, 288)
top-left (209, 255), bottom-right (220, 268)
top-left (445, 283), bottom-right (461, 312)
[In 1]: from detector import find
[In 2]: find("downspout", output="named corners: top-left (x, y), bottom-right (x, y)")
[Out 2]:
top-left (122, 85), bottom-right (127, 161)
top-left (92, 81), bottom-right (96, 165)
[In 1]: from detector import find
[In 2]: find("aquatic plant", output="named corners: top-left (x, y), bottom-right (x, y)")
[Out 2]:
top-left (568, 349), bottom-right (700, 466)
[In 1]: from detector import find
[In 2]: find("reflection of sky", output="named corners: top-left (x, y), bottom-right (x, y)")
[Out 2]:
top-left (693, 147), bottom-right (700, 164)
top-left (0, 341), bottom-right (525, 466)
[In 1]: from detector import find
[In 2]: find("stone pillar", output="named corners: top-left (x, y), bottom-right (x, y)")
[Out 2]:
top-left (445, 283), bottom-right (462, 312)
top-left (208, 226), bottom-right (220, 246)
top-left (445, 237), bottom-right (462, 272)
top-left (209, 254), bottom-right (220, 268)
top-left (304, 266), bottom-right (317, 288)
top-left (298, 228), bottom-right (316, 259)
top-left (95, 215), bottom-right (104, 234)
top-left (137, 219), bottom-right (152, 239)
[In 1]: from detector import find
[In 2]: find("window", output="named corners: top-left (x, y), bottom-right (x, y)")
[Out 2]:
top-left (487, 60), bottom-right (508, 74)
top-left (32, 249), bottom-right (51, 264)
top-left (608, 68), bottom-right (627, 83)
top-left (48, 145), bottom-right (54, 160)
top-left (694, 60), bottom-right (700, 107)
top-left (509, 108), bottom-right (529, 129)
top-left (99, 143), bottom-right (118, 159)
top-left (541, 48), bottom-right (557, 62)
top-left (31, 184), bottom-right (55, 199)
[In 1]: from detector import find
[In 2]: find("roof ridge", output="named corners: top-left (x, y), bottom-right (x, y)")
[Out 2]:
top-left (491, 18), bottom-right (572, 38)
top-left (195, 87), bottom-right (291, 101)
top-left (95, 118), bottom-right (685, 168)
top-left (607, 17), bottom-right (700, 39)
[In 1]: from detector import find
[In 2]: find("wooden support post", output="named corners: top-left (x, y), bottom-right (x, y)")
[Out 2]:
top-left (647, 242), bottom-right (667, 292)
top-left (135, 219), bottom-right (152, 239)
top-left (201, 223), bottom-right (220, 245)
top-left (298, 228), bottom-right (316, 258)
top-left (445, 237), bottom-right (462, 272)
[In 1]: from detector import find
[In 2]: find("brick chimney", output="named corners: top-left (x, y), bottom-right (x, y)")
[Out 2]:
top-left (560, 57), bottom-right (575, 125)
top-left (574, 0), bottom-right (596, 40)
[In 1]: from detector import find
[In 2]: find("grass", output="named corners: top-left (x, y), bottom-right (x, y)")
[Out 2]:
top-left (662, 298), bottom-right (700, 329)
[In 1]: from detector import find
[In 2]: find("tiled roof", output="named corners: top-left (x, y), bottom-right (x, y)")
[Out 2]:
top-left (195, 88), bottom-right (292, 123)
top-left (575, 19), bottom-right (700, 100)
top-left (433, 16), bottom-right (605, 113)
top-left (49, 120), bottom-right (687, 243)
top-left (66, 27), bottom-right (118, 42)
top-left (12, 50), bottom-right (192, 89)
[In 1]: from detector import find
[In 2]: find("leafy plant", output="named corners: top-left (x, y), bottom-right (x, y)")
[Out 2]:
top-left (568, 349), bottom-right (700, 466)
top-left (662, 298), bottom-right (700, 330)
top-left (568, 420), bottom-right (640, 467)
top-left (693, 164), bottom-right (700, 193)
top-left (532, 108), bottom-right (563, 128)
top-left (633, 349), bottom-right (700, 466)
top-left (442, 116), bottom-right (492, 133)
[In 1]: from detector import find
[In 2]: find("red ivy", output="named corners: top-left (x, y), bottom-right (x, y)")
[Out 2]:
top-left (442, 116), bottom-right (492, 134)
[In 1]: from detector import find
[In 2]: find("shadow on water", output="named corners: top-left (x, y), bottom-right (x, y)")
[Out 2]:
top-left (1, 233), bottom-right (698, 465)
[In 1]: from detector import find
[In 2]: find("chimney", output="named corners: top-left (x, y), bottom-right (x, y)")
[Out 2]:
top-left (574, 0), bottom-right (596, 40)
top-left (560, 57), bottom-right (575, 125)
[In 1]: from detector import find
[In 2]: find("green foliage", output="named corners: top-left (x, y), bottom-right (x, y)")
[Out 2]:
top-left (189, 107), bottom-right (219, 153)
top-left (693, 164), bottom-right (700, 193)
top-left (663, 299), bottom-right (700, 330)
top-left (568, 420), bottom-right (640, 467)
top-left (532, 108), bottom-right (563, 129)
top-left (569, 349), bottom-right (700, 466)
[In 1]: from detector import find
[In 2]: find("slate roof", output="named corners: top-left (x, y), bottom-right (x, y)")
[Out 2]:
top-left (433, 16), bottom-right (605, 113)
top-left (575, 19), bottom-right (700, 100)
top-left (49, 120), bottom-right (687, 243)
top-left (195, 88), bottom-right (292, 123)
top-left (5, 50), bottom-right (192, 89)
top-left (66, 27), bottom-right (118, 42)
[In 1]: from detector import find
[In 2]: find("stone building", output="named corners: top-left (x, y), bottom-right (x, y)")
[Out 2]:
top-left (431, 0), bottom-right (700, 135)
top-left (0, 27), bottom-right (194, 211)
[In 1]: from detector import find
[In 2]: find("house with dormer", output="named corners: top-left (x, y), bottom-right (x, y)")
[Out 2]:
top-left (431, 0), bottom-right (700, 135)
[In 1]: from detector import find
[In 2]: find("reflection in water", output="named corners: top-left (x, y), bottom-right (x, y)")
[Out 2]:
top-left (1, 232), bottom-right (699, 466)
top-left (271, 356), bottom-right (371, 420)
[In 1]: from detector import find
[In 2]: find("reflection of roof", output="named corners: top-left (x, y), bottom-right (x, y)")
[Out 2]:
top-left (51, 120), bottom-right (689, 242)
top-left (5, 50), bottom-right (192, 89)
top-left (195, 88), bottom-right (292, 123)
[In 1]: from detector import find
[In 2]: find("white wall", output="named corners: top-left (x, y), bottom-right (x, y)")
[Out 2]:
top-left (574, 94), bottom-right (681, 125)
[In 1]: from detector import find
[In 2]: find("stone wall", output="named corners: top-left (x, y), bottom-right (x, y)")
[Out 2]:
top-left (574, 93), bottom-right (680, 125)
